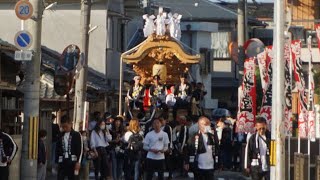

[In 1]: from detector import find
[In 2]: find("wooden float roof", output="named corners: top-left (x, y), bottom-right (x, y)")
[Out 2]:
top-left (121, 34), bottom-right (200, 64)
top-left (121, 34), bottom-right (200, 85)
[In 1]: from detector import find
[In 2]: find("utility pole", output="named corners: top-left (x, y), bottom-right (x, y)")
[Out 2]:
top-left (237, 0), bottom-right (246, 86)
top-left (272, 0), bottom-right (285, 179)
top-left (74, 0), bottom-right (91, 131)
top-left (106, 0), bottom-right (112, 114)
top-left (0, 46), bottom-right (2, 129)
top-left (20, 0), bottom-right (43, 178)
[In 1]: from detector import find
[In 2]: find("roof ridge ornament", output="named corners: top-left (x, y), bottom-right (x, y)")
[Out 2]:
top-left (143, 7), bottom-right (182, 40)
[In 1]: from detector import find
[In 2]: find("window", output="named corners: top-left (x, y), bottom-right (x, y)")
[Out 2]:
top-left (211, 32), bottom-right (231, 59)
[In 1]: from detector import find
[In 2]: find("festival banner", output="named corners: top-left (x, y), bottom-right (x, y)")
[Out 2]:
top-left (284, 42), bottom-right (292, 135)
top-left (237, 57), bottom-right (256, 133)
top-left (308, 110), bottom-right (316, 141)
top-left (291, 40), bottom-right (308, 137)
top-left (257, 50), bottom-right (267, 90)
top-left (315, 104), bottom-right (320, 139)
top-left (298, 96), bottom-right (308, 138)
top-left (259, 46), bottom-right (273, 130)
top-left (308, 39), bottom-right (316, 141)
top-left (315, 24), bottom-right (320, 50)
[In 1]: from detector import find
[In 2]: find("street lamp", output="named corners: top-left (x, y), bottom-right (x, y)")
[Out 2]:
top-left (45, 2), bottom-right (57, 10)
top-left (88, 25), bottom-right (98, 34)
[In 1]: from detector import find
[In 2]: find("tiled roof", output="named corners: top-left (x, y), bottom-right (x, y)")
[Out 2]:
top-left (148, 0), bottom-right (265, 26)
top-left (216, 2), bottom-right (274, 20)
top-left (0, 39), bottom-right (109, 101)
top-left (0, 39), bottom-right (20, 90)
top-left (41, 46), bottom-right (109, 92)
top-left (150, 0), bottom-right (238, 21)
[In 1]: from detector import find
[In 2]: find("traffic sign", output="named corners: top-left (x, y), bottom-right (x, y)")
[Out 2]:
top-left (14, 50), bottom-right (33, 61)
top-left (14, 0), bottom-right (33, 20)
top-left (14, 30), bottom-right (33, 50)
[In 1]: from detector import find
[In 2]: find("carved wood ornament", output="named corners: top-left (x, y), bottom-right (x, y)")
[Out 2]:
top-left (121, 34), bottom-right (200, 85)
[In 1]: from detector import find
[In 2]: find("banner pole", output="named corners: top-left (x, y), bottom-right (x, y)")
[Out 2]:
top-left (287, 32), bottom-right (293, 180)
top-left (307, 35), bottom-right (313, 180)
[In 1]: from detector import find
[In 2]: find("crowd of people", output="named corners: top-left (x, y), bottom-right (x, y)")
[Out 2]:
top-left (47, 111), bottom-right (254, 180)
top-left (0, 111), bottom-right (271, 180)
top-left (0, 73), bottom-right (271, 180)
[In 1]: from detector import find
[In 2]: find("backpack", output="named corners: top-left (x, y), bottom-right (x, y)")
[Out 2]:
top-left (128, 132), bottom-right (143, 152)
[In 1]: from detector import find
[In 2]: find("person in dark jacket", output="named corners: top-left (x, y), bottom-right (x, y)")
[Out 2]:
top-left (110, 116), bottom-right (126, 180)
top-left (184, 116), bottom-right (219, 180)
top-left (149, 75), bottom-right (167, 114)
top-left (56, 115), bottom-right (83, 180)
top-left (173, 73), bottom-right (192, 120)
top-left (220, 120), bottom-right (233, 170)
top-left (127, 76), bottom-right (145, 116)
top-left (172, 116), bottom-right (189, 177)
top-left (0, 129), bottom-right (18, 180)
top-left (244, 116), bottom-right (271, 180)
top-left (191, 83), bottom-right (207, 116)
top-left (38, 129), bottom-right (47, 180)
top-left (51, 114), bottom-right (60, 174)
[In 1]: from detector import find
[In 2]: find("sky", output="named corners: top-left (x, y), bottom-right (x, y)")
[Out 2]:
top-left (209, 0), bottom-right (274, 3)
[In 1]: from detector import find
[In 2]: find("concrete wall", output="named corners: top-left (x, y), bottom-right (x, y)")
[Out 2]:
top-left (194, 31), bottom-right (217, 109)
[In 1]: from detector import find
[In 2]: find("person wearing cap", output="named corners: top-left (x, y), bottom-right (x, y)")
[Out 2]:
top-left (104, 112), bottom-right (114, 130)
top-left (173, 73), bottom-right (192, 120)
top-left (127, 75), bottom-right (145, 116)
top-left (149, 75), bottom-right (167, 114)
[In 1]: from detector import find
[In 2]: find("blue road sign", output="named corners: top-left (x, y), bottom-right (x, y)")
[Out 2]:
top-left (14, 30), bottom-right (33, 50)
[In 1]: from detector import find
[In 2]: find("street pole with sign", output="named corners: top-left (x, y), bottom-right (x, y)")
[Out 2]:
top-left (73, 0), bottom-right (91, 131)
top-left (17, 0), bottom-right (43, 178)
